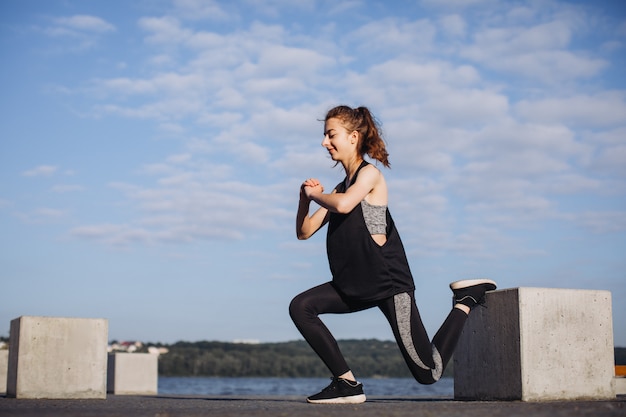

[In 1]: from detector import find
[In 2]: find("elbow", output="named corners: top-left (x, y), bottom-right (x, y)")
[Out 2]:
top-left (296, 230), bottom-right (310, 240)
top-left (334, 200), bottom-right (353, 214)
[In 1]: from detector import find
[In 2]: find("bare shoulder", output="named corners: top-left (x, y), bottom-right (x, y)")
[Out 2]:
top-left (361, 164), bottom-right (387, 205)
top-left (352, 164), bottom-right (381, 188)
top-left (360, 163), bottom-right (383, 180)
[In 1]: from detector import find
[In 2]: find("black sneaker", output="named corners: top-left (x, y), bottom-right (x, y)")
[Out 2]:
top-left (449, 279), bottom-right (497, 309)
top-left (306, 377), bottom-right (366, 404)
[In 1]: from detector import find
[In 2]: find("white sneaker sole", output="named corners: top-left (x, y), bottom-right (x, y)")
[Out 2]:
top-left (449, 278), bottom-right (497, 290)
top-left (307, 394), bottom-right (366, 404)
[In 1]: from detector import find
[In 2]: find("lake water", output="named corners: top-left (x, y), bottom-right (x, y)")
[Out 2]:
top-left (159, 377), bottom-right (454, 397)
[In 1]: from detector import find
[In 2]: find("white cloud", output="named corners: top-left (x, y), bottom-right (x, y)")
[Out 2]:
top-left (167, 153), bottom-right (193, 164)
top-left (506, 6), bottom-right (537, 22)
top-left (139, 16), bottom-right (192, 45)
top-left (172, 0), bottom-right (229, 20)
top-left (327, 0), bottom-right (361, 16)
top-left (50, 184), bottom-right (85, 193)
top-left (70, 177), bottom-right (293, 246)
top-left (255, 45), bottom-right (335, 76)
top-left (515, 92), bottom-right (626, 128)
top-left (16, 208), bottom-right (67, 224)
top-left (439, 14), bottom-right (467, 37)
top-left (40, 14), bottom-right (116, 51)
top-left (62, 1), bottom-right (625, 264)
top-left (461, 19), bottom-right (608, 83)
top-left (421, 0), bottom-right (495, 8)
top-left (470, 121), bottom-right (586, 159)
top-left (590, 145), bottom-right (626, 177)
top-left (89, 22), bottom-right (336, 127)
top-left (575, 211), bottom-right (626, 234)
top-left (100, 72), bottom-right (206, 97)
top-left (70, 223), bottom-right (152, 245)
top-left (98, 97), bottom-right (206, 121)
top-left (53, 15), bottom-right (116, 33)
top-left (348, 18), bottom-right (437, 55)
top-left (22, 165), bottom-right (58, 177)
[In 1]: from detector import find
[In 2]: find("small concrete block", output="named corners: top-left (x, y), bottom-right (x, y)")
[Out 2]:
top-left (454, 287), bottom-right (615, 401)
top-left (0, 350), bottom-right (8, 394)
top-left (616, 378), bottom-right (626, 396)
top-left (7, 316), bottom-right (108, 399)
top-left (107, 353), bottom-right (158, 395)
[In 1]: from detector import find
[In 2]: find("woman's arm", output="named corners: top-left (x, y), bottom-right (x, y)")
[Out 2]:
top-left (306, 165), bottom-right (382, 214)
top-left (296, 181), bottom-right (331, 240)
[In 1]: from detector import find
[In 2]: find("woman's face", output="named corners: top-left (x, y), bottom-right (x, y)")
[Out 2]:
top-left (322, 117), bottom-right (357, 162)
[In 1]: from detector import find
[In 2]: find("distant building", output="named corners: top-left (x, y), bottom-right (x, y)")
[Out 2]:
top-left (107, 340), bottom-right (168, 355)
top-left (232, 339), bottom-right (261, 344)
top-left (148, 346), bottom-right (169, 355)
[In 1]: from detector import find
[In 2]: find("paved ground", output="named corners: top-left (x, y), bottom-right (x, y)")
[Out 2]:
top-left (0, 395), bottom-right (625, 417)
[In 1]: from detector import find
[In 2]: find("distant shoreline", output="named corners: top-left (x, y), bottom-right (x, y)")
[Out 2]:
top-left (103, 339), bottom-right (626, 378)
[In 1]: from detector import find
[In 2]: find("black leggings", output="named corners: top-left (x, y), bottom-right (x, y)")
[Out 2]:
top-left (289, 282), bottom-right (467, 384)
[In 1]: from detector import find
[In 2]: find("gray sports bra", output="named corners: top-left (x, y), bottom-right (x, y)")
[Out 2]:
top-left (361, 199), bottom-right (387, 235)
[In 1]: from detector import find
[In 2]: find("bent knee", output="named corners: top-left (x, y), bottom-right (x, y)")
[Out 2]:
top-left (411, 370), bottom-right (438, 385)
top-left (288, 294), bottom-right (307, 320)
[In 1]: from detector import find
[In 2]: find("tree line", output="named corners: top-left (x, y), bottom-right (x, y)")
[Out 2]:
top-left (147, 340), bottom-right (626, 378)
top-left (149, 339), bottom-right (453, 378)
top-left (1, 336), bottom-right (623, 378)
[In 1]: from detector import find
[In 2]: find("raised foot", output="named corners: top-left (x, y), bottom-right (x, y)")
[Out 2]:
top-left (449, 278), bottom-right (497, 309)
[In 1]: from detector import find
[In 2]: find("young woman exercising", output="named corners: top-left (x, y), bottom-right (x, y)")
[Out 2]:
top-left (290, 105), bottom-right (496, 404)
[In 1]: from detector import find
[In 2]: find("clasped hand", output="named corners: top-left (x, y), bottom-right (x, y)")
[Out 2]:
top-left (301, 178), bottom-right (324, 200)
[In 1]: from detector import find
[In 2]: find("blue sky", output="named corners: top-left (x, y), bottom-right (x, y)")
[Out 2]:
top-left (1, 0), bottom-right (625, 347)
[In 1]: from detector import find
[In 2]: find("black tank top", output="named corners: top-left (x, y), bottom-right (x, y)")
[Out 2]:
top-left (327, 161), bottom-right (415, 302)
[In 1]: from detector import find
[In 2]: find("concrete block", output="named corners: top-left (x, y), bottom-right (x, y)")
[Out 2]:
top-left (107, 353), bottom-right (158, 395)
top-left (615, 378), bottom-right (626, 396)
top-left (454, 287), bottom-right (615, 401)
top-left (7, 316), bottom-right (108, 399)
top-left (0, 350), bottom-right (8, 394)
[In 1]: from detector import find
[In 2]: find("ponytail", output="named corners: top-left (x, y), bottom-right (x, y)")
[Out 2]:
top-left (325, 105), bottom-right (390, 167)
